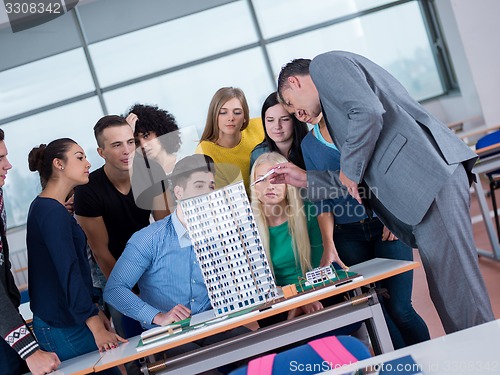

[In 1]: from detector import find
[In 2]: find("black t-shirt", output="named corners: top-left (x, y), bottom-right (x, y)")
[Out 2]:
top-left (74, 166), bottom-right (151, 260)
top-left (131, 152), bottom-right (169, 210)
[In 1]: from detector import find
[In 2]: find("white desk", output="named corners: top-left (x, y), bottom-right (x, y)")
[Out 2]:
top-left (93, 258), bottom-right (416, 374)
top-left (25, 351), bottom-right (103, 375)
top-left (326, 319), bottom-right (500, 375)
top-left (28, 259), bottom-right (414, 374)
top-left (472, 152), bottom-right (500, 260)
top-left (50, 351), bottom-right (104, 375)
top-left (446, 115), bottom-right (483, 134)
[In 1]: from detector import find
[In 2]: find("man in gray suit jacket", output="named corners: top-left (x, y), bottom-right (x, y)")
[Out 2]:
top-left (274, 51), bottom-right (494, 334)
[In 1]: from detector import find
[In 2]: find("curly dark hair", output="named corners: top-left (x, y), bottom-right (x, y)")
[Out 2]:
top-left (128, 104), bottom-right (181, 154)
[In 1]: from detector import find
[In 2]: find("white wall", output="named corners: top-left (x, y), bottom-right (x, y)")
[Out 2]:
top-left (449, 0), bottom-right (500, 127)
top-left (423, 0), bottom-right (500, 128)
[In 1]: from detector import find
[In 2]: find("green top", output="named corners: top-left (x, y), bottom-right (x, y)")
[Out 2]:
top-left (268, 205), bottom-right (323, 286)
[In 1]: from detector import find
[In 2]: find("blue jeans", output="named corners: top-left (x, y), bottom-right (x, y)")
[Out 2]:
top-left (0, 336), bottom-right (28, 375)
top-left (334, 217), bottom-right (430, 349)
top-left (33, 316), bottom-right (120, 374)
top-left (33, 315), bottom-right (97, 361)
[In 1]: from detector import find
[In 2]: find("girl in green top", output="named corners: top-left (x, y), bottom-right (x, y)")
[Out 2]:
top-left (250, 152), bottom-right (324, 318)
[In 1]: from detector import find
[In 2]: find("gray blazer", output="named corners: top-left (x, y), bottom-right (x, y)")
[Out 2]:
top-left (306, 51), bottom-right (477, 225)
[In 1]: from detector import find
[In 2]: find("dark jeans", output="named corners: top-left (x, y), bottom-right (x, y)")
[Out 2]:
top-left (33, 315), bottom-right (120, 375)
top-left (33, 315), bottom-right (97, 362)
top-left (0, 337), bottom-right (28, 375)
top-left (334, 217), bottom-right (430, 349)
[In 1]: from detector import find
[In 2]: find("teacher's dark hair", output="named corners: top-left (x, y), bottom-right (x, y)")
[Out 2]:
top-left (28, 138), bottom-right (77, 189)
top-left (0, 128), bottom-right (4, 141)
top-left (277, 58), bottom-right (312, 102)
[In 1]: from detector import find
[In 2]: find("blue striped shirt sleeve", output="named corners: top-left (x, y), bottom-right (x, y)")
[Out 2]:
top-left (103, 240), bottom-right (161, 326)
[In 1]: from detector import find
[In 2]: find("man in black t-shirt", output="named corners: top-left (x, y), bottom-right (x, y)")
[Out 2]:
top-left (74, 115), bottom-right (152, 338)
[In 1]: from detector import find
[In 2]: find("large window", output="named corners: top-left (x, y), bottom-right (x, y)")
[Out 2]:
top-left (0, 48), bottom-right (94, 119)
top-left (89, 1), bottom-right (258, 87)
top-left (104, 48), bottom-right (273, 134)
top-left (0, 0), bottom-right (455, 228)
top-left (265, 1), bottom-right (443, 100)
top-left (3, 98), bottom-right (103, 227)
top-left (252, 0), bottom-right (394, 38)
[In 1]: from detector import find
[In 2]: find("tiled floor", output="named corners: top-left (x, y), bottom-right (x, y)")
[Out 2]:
top-left (411, 175), bottom-right (500, 338)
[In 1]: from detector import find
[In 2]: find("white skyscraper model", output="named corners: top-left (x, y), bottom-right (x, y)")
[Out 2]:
top-left (180, 181), bottom-right (277, 316)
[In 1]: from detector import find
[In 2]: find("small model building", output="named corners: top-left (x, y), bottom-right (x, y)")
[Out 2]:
top-left (180, 181), bottom-right (278, 316)
top-left (305, 266), bottom-right (336, 285)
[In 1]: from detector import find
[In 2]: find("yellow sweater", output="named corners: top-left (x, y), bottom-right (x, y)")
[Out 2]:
top-left (195, 118), bottom-right (264, 193)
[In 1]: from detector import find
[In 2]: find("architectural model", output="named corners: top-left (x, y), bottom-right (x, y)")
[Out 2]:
top-left (180, 181), bottom-right (278, 316)
top-left (305, 266), bottom-right (336, 285)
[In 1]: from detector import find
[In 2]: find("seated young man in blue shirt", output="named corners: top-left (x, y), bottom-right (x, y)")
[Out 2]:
top-left (104, 154), bottom-right (248, 357)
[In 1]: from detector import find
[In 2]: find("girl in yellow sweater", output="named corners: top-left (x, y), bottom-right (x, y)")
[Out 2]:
top-left (196, 87), bottom-right (264, 194)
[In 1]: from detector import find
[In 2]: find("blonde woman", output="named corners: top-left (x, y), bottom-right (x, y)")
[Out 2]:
top-left (196, 87), bottom-right (264, 193)
top-left (250, 152), bottom-right (325, 320)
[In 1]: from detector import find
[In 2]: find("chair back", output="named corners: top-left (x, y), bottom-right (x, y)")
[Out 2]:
top-left (476, 130), bottom-right (500, 151)
top-left (20, 289), bottom-right (30, 304)
top-left (229, 335), bottom-right (370, 375)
